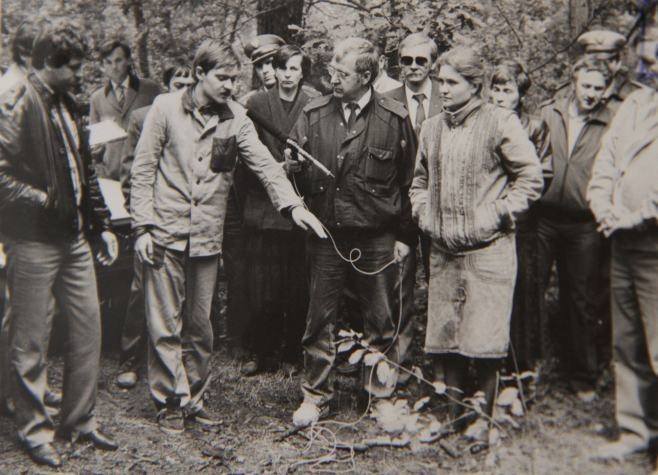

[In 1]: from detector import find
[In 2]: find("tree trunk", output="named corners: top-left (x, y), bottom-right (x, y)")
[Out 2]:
top-left (256, 0), bottom-right (303, 42)
top-left (568, 0), bottom-right (590, 38)
top-left (130, 0), bottom-right (151, 78)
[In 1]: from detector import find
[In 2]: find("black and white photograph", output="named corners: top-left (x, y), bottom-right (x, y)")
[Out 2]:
top-left (0, 0), bottom-right (657, 472)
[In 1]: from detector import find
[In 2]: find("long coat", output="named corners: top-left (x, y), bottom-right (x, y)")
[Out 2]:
top-left (242, 86), bottom-right (320, 230)
top-left (89, 74), bottom-right (161, 180)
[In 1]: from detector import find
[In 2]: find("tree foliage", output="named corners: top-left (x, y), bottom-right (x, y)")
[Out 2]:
top-left (0, 0), bottom-right (651, 108)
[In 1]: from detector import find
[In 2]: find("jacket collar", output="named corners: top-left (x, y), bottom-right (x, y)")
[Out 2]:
top-left (552, 94), bottom-right (614, 126)
top-left (443, 96), bottom-right (482, 127)
top-left (182, 86), bottom-right (234, 121)
top-left (103, 73), bottom-right (140, 96)
top-left (29, 72), bottom-right (77, 112)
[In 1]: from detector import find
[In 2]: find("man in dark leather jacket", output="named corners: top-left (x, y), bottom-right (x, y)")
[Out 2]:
top-left (0, 22), bottom-right (119, 468)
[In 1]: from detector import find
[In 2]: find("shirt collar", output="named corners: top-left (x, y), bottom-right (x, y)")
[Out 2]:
top-left (405, 79), bottom-right (432, 105)
top-left (111, 76), bottom-right (130, 93)
top-left (182, 86), bottom-right (235, 121)
top-left (342, 87), bottom-right (372, 114)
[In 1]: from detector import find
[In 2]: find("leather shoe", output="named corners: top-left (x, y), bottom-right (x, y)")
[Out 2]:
top-left (77, 429), bottom-right (118, 451)
top-left (26, 443), bottom-right (61, 468)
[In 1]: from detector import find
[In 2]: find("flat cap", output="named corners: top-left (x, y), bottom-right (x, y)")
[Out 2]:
top-left (578, 30), bottom-right (626, 54)
top-left (243, 34), bottom-right (285, 64)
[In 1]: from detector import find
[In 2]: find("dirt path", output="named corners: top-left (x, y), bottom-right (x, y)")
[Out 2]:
top-left (0, 351), bottom-right (652, 474)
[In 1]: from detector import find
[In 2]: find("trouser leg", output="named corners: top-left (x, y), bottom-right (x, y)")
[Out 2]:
top-left (181, 254), bottom-right (218, 413)
top-left (557, 221), bottom-right (601, 388)
top-left (0, 283), bottom-right (11, 408)
top-left (54, 235), bottom-right (101, 435)
top-left (535, 216), bottom-right (558, 360)
top-left (144, 246), bottom-right (189, 409)
top-left (392, 246), bottom-right (416, 378)
top-left (352, 233), bottom-right (398, 397)
top-left (7, 240), bottom-right (60, 448)
top-left (301, 237), bottom-right (347, 406)
top-left (118, 255), bottom-right (146, 372)
top-left (612, 244), bottom-right (658, 443)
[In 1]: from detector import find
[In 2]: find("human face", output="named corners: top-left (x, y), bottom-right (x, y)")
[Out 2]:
top-left (255, 56), bottom-right (276, 88)
top-left (168, 74), bottom-right (193, 92)
top-left (437, 64), bottom-right (478, 110)
top-left (328, 53), bottom-right (370, 101)
top-left (103, 47), bottom-right (131, 84)
top-left (49, 57), bottom-right (84, 93)
top-left (196, 65), bottom-right (238, 105)
top-left (637, 40), bottom-right (658, 89)
top-left (399, 43), bottom-right (434, 88)
top-left (573, 69), bottom-right (606, 113)
top-left (490, 80), bottom-right (520, 110)
top-left (275, 54), bottom-right (304, 93)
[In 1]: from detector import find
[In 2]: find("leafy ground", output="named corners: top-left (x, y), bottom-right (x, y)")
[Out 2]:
top-left (0, 347), bottom-right (655, 474)
top-left (0, 273), bottom-right (656, 474)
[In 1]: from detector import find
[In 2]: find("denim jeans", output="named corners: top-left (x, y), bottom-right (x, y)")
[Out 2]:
top-left (6, 234), bottom-right (100, 448)
top-left (301, 231), bottom-right (398, 406)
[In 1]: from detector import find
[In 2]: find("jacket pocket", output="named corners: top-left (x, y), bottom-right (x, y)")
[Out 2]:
top-left (210, 136), bottom-right (238, 173)
top-left (364, 146), bottom-right (394, 183)
top-left (473, 202), bottom-right (500, 242)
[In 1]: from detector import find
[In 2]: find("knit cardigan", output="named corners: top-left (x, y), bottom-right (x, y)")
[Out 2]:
top-left (409, 99), bottom-right (543, 254)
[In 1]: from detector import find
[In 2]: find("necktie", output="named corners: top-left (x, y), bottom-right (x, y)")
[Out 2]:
top-left (346, 102), bottom-right (359, 131)
top-left (115, 84), bottom-right (125, 107)
top-left (413, 93), bottom-right (426, 133)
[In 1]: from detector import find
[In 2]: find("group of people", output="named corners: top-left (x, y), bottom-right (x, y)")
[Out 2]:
top-left (0, 14), bottom-right (656, 470)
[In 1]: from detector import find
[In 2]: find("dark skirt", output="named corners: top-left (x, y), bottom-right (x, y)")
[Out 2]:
top-left (240, 228), bottom-right (309, 359)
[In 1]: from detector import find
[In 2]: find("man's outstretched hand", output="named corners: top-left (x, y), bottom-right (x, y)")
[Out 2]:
top-left (291, 206), bottom-right (327, 239)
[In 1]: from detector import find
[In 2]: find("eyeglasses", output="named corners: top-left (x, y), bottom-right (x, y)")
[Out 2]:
top-left (327, 66), bottom-right (355, 80)
top-left (400, 56), bottom-right (430, 67)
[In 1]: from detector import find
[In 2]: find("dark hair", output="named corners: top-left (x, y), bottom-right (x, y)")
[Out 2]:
top-left (490, 60), bottom-right (531, 97)
top-left (333, 37), bottom-right (379, 85)
top-left (31, 21), bottom-right (87, 70)
top-left (273, 45), bottom-right (311, 78)
top-left (163, 65), bottom-right (191, 87)
top-left (11, 20), bottom-right (41, 66)
top-left (571, 57), bottom-right (613, 85)
top-left (99, 39), bottom-right (131, 60)
top-left (193, 39), bottom-right (240, 76)
top-left (439, 46), bottom-right (486, 95)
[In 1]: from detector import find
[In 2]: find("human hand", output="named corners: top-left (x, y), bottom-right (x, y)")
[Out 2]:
top-left (394, 241), bottom-right (411, 263)
top-left (135, 232), bottom-right (154, 265)
top-left (97, 231), bottom-right (119, 266)
top-left (291, 206), bottom-right (327, 238)
top-left (283, 147), bottom-right (304, 174)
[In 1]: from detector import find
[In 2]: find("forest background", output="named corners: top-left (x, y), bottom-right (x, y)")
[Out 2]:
top-left (0, 0), bottom-right (652, 113)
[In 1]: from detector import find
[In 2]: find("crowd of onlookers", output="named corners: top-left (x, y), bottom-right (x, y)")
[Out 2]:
top-left (0, 11), bottom-right (657, 470)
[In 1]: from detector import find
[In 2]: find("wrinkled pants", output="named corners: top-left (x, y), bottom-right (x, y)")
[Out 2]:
top-left (7, 235), bottom-right (100, 448)
top-left (118, 255), bottom-right (146, 373)
top-left (144, 245), bottom-right (217, 412)
top-left (611, 240), bottom-right (658, 443)
top-left (302, 232), bottom-right (398, 406)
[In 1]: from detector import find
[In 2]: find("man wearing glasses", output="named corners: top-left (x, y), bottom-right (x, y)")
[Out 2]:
top-left (289, 37), bottom-right (416, 427)
top-left (384, 32), bottom-right (442, 381)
